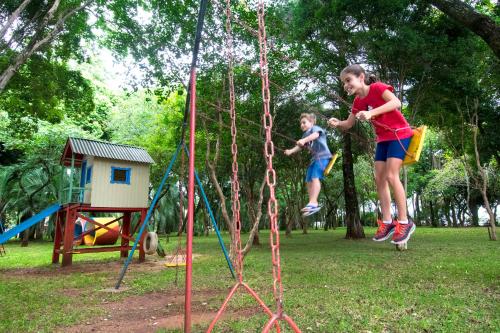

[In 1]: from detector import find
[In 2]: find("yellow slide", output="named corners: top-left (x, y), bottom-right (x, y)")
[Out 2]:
top-left (83, 217), bottom-right (120, 246)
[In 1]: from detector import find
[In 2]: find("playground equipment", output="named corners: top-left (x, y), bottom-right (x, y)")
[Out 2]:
top-left (0, 136), bottom-right (233, 272)
top-left (80, 217), bottom-right (120, 246)
top-left (48, 138), bottom-right (156, 266)
top-left (0, 140), bottom-right (154, 265)
top-left (0, 204), bottom-right (62, 246)
top-left (55, 138), bottom-right (232, 269)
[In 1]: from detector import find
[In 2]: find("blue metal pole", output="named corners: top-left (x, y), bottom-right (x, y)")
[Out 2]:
top-left (183, 145), bottom-right (235, 278)
top-left (115, 143), bottom-right (182, 289)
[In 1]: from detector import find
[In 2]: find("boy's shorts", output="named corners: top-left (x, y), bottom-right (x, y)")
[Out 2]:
top-left (305, 158), bottom-right (331, 182)
top-left (375, 137), bottom-right (412, 161)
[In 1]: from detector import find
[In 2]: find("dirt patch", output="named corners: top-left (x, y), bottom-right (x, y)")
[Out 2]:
top-left (62, 288), bottom-right (84, 297)
top-left (0, 255), bottom-right (202, 278)
top-left (59, 288), bottom-right (262, 333)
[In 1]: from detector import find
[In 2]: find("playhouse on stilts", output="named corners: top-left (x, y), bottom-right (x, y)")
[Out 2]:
top-left (53, 137), bottom-right (154, 267)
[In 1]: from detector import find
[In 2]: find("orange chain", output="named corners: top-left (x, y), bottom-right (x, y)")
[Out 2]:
top-left (225, 0), bottom-right (244, 280)
top-left (257, 0), bottom-right (285, 316)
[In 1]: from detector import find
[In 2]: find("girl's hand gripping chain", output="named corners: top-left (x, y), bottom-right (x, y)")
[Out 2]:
top-left (356, 110), bottom-right (373, 121)
top-left (328, 117), bottom-right (341, 128)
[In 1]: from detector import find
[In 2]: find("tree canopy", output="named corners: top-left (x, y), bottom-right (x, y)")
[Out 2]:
top-left (0, 0), bottom-right (498, 245)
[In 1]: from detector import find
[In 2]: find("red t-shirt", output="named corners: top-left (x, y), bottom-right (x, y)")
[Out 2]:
top-left (352, 82), bottom-right (413, 142)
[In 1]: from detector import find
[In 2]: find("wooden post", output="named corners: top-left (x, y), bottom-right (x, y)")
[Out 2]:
top-left (121, 212), bottom-right (131, 258)
top-left (52, 211), bottom-right (63, 264)
top-left (62, 206), bottom-right (76, 267)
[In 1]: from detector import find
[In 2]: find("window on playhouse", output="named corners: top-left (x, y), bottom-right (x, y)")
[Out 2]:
top-left (110, 167), bottom-right (131, 184)
top-left (86, 166), bottom-right (92, 184)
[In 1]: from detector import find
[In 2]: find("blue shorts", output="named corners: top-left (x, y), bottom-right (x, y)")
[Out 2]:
top-left (305, 158), bottom-right (331, 182)
top-left (375, 137), bottom-right (412, 162)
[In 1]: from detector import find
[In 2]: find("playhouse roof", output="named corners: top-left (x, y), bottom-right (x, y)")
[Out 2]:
top-left (61, 137), bottom-right (155, 167)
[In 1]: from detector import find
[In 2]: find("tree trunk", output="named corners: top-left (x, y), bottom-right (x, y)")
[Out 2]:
top-left (0, 0), bottom-right (32, 41)
top-left (429, 200), bottom-right (438, 227)
top-left (342, 133), bottom-right (365, 239)
top-left (203, 115), bottom-right (236, 257)
top-left (20, 213), bottom-right (32, 247)
top-left (21, 228), bottom-right (30, 247)
top-left (241, 175), bottom-right (266, 256)
top-left (301, 216), bottom-right (308, 234)
top-left (494, 205), bottom-right (498, 226)
top-left (206, 160), bottom-right (234, 248)
top-left (430, 0), bottom-right (500, 59)
top-left (415, 193), bottom-right (422, 225)
top-left (285, 208), bottom-right (293, 236)
top-left (34, 220), bottom-right (43, 240)
top-left (472, 112), bottom-right (497, 240)
top-left (202, 206), bottom-right (210, 236)
top-left (470, 203), bottom-right (480, 226)
top-left (458, 204), bottom-right (466, 227)
top-left (451, 204), bottom-right (458, 228)
top-left (443, 199), bottom-right (452, 227)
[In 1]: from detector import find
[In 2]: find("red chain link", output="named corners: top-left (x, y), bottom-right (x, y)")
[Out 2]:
top-left (225, 0), bottom-right (244, 280)
top-left (257, 0), bottom-right (285, 315)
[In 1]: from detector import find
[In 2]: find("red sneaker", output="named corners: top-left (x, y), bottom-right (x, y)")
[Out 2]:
top-left (391, 220), bottom-right (416, 244)
top-left (373, 220), bottom-right (395, 241)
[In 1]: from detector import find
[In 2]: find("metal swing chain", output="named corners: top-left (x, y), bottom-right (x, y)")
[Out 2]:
top-left (225, 0), bottom-right (244, 280)
top-left (257, 0), bottom-right (285, 314)
top-left (174, 148), bottom-right (186, 284)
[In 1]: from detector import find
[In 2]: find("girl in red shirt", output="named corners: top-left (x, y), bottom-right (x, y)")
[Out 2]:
top-left (328, 64), bottom-right (415, 246)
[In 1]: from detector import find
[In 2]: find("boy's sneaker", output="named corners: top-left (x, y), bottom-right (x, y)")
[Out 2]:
top-left (372, 220), bottom-right (396, 241)
top-left (302, 205), bottom-right (321, 217)
top-left (301, 204), bottom-right (319, 212)
top-left (391, 220), bottom-right (416, 245)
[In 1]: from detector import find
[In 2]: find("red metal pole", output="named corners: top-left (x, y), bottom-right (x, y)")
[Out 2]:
top-left (184, 68), bottom-right (197, 333)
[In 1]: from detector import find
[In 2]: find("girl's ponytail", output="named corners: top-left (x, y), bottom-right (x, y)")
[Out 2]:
top-left (366, 73), bottom-right (377, 84)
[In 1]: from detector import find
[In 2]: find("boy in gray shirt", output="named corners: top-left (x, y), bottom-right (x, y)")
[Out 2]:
top-left (285, 113), bottom-right (332, 216)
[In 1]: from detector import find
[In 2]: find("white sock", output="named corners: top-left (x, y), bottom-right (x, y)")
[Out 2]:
top-left (399, 220), bottom-right (408, 224)
top-left (383, 220), bottom-right (392, 225)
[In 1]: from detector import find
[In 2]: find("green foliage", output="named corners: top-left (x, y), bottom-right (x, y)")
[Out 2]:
top-left (0, 55), bottom-right (96, 139)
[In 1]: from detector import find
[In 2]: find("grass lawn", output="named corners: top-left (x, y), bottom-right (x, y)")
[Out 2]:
top-left (0, 227), bottom-right (498, 332)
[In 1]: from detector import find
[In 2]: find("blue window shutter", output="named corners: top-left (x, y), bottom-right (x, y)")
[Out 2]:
top-left (80, 161), bottom-right (87, 187)
top-left (126, 168), bottom-right (131, 184)
top-left (86, 166), bottom-right (92, 184)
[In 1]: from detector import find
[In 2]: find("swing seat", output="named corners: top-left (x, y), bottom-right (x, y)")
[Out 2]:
top-left (323, 153), bottom-right (339, 176)
top-left (165, 262), bottom-right (187, 267)
top-left (403, 126), bottom-right (427, 166)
